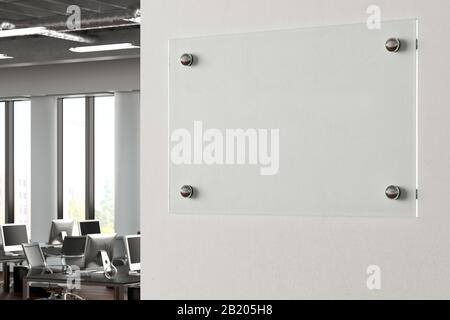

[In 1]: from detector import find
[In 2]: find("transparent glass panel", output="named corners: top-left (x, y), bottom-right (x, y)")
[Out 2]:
top-left (0, 102), bottom-right (4, 223)
top-left (169, 19), bottom-right (417, 217)
top-left (94, 96), bottom-right (115, 233)
top-left (63, 98), bottom-right (85, 221)
top-left (14, 101), bottom-right (31, 227)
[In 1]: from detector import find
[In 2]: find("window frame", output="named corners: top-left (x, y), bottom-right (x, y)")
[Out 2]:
top-left (0, 95), bottom-right (114, 226)
top-left (5, 101), bottom-right (14, 224)
top-left (57, 94), bottom-right (113, 222)
top-left (0, 99), bottom-right (31, 224)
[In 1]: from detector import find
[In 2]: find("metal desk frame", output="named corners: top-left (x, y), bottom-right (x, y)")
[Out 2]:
top-left (22, 272), bottom-right (140, 300)
top-left (1, 255), bottom-right (26, 293)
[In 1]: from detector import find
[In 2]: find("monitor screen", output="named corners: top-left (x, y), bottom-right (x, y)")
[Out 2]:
top-left (2, 225), bottom-right (28, 246)
top-left (79, 221), bottom-right (101, 236)
top-left (127, 236), bottom-right (140, 264)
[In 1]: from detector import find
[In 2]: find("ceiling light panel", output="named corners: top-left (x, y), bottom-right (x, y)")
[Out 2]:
top-left (69, 43), bottom-right (140, 53)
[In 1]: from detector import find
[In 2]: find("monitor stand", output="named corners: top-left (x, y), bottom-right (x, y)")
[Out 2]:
top-left (100, 250), bottom-right (112, 271)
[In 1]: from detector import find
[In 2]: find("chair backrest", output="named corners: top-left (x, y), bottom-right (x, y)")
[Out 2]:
top-left (22, 243), bottom-right (46, 269)
top-left (62, 236), bottom-right (87, 257)
top-left (111, 236), bottom-right (127, 266)
top-left (113, 236), bottom-right (126, 259)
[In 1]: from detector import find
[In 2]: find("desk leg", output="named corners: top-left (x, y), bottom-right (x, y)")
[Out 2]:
top-left (2, 262), bottom-right (9, 293)
top-left (114, 286), bottom-right (125, 300)
top-left (22, 279), bottom-right (29, 300)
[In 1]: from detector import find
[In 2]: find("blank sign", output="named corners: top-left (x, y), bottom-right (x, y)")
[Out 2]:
top-left (169, 19), bottom-right (417, 217)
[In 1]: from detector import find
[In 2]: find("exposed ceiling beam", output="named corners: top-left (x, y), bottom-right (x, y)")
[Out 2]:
top-left (0, 7), bottom-right (41, 19)
top-left (0, 2), bottom-right (59, 18)
top-left (44, 0), bottom-right (114, 14)
top-left (7, 9), bottom-right (139, 30)
top-left (92, 0), bottom-right (139, 10)
top-left (13, 0), bottom-right (69, 15)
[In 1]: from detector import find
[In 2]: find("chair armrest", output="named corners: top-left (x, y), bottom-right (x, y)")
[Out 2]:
top-left (62, 254), bottom-right (85, 258)
top-left (46, 264), bottom-right (72, 274)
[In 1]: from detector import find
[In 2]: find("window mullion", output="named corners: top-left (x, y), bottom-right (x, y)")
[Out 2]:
top-left (5, 101), bottom-right (14, 224)
top-left (85, 96), bottom-right (95, 220)
top-left (57, 99), bottom-right (63, 219)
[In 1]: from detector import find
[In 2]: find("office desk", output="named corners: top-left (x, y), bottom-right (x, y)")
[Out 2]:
top-left (23, 267), bottom-right (140, 300)
top-left (1, 245), bottom-right (78, 294)
top-left (1, 246), bottom-right (61, 293)
top-left (0, 253), bottom-right (26, 293)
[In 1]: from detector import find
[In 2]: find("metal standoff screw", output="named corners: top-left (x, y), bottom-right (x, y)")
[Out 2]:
top-left (180, 185), bottom-right (194, 198)
top-left (385, 38), bottom-right (401, 52)
top-left (385, 185), bottom-right (401, 200)
top-left (180, 53), bottom-right (194, 66)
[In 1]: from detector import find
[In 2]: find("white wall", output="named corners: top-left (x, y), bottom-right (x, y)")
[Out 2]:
top-left (115, 91), bottom-right (140, 235)
top-left (30, 97), bottom-right (57, 243)
top-left (141, 0), bottom-right (450, 299)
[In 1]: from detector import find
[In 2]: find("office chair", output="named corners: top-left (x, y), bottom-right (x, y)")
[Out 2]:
top-left (22, 243), bottom-right (63, 273)
top-left (22, 243), bottom-right (84, 300)
top-left (61, 236), bottom-right (86, 269)
top-left (112, 236), bottom-right (127, 266)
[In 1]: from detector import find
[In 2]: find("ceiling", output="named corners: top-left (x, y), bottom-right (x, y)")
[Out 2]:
top-left (0, 0), bottom-right (139, 25)
top-left (0, 0), bottom-right (140, 67)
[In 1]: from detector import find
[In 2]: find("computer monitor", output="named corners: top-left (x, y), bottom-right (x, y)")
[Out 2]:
top-left (79, 220), bottom-right (101, 236)
top-left (48, 219), bottom-right (74, 245)
top-left (84, 233), bottom-right (116, 270)
top-left (1, 224), bottom-right (29, 252)
top-left (124, 235), bottom-right (140, 272)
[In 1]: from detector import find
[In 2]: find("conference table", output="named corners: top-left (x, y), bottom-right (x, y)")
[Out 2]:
top-left (1, 245), bottom-right (62, 293)
top-left (23, 266), bottom-right (140, 300)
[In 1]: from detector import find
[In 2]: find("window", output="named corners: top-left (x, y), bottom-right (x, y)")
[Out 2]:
top-left (0, 100), bottom-right (31, 225)
top-left (59, 95), bottom-right (115, 232)
top-left (94, 96), bottom-right (115, 233)
top-left (62, 98), bottom-right (86, 222)
top-left (14, 101), bottom-right (31, 227)
top-left (0, 102), bottom-right (4, 224)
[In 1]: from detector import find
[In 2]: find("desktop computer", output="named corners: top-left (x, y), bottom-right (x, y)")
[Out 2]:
top-left (48, 219), bottom-right (74, 245)
top-left (79, 220), bottom-right (101, 236)
top-left (84, 233), bottom-right (116, 270)
top-left (124, 235), bottom-right (140, 275)
top-left (0, 224), bottom-right (29, 254)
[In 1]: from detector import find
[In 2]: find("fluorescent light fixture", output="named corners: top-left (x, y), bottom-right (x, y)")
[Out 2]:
top-left (0, 27), bottom-right (92, 43)
top-left (124, 17), bottom-right (141, 23)
top-left (69, 43), bottom-right (140, 53)
top-left (41, 29), bottom-right (93, 43)
top-left (124, 8), bottom-right (141, 24)
top-left (0, 53), bottom-right (13, 59)
top-left (0, 27), bottom-right (45, 38)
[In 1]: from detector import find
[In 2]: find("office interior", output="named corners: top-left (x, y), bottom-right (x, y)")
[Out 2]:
top-left (0, 0), bottom-right (448, 302)
top-left (0, 0), bottom-right (140, 300)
